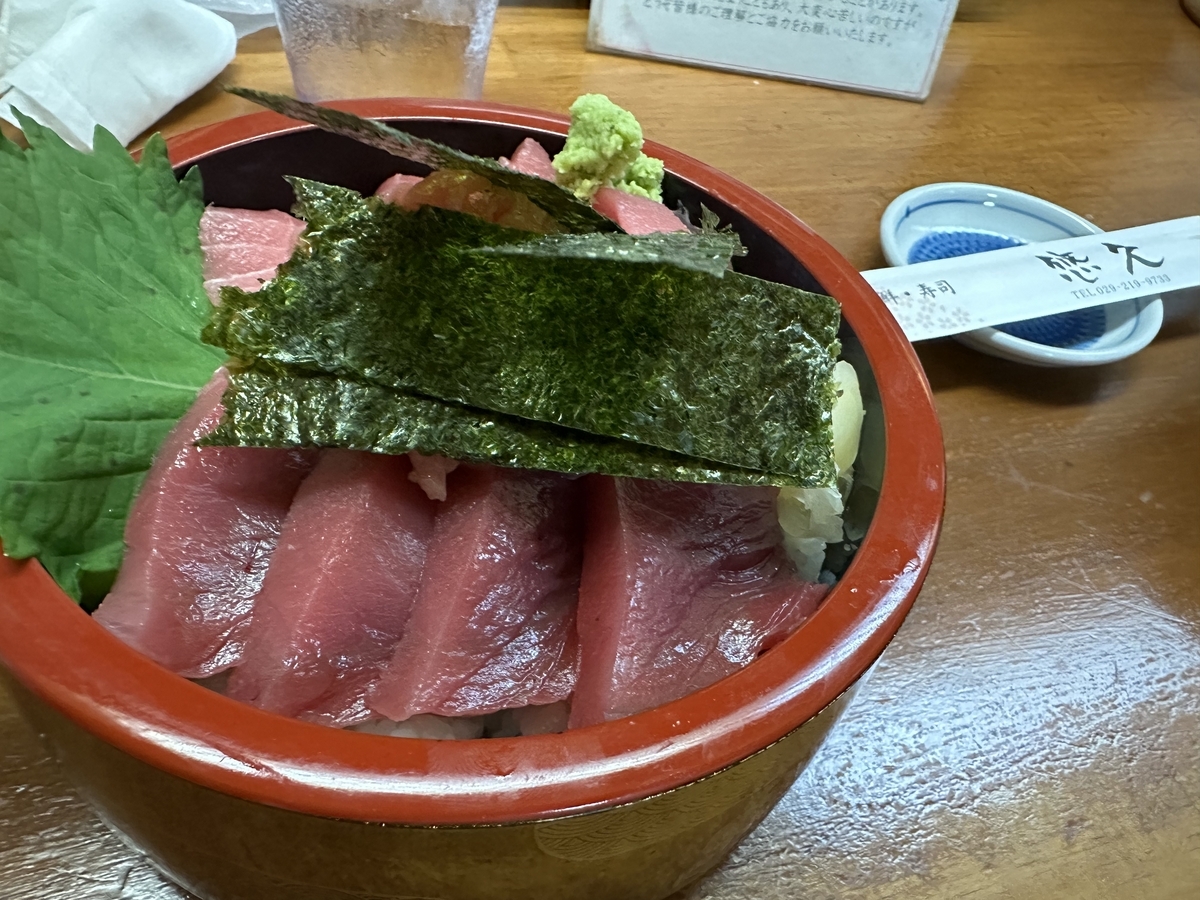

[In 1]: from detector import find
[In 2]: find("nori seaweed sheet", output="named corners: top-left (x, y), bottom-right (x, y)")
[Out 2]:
top-left (226, 87), bottom-right (616, 235)
top-left (471, 230), bottom-right (745, 278)
top-left (207, 362), bottom-right (812, 487)
top-left (204, 179), bottom-right (841, 483)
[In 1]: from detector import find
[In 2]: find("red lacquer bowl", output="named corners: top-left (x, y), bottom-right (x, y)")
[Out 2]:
top-left (0, 100), bottom-right (944, 900)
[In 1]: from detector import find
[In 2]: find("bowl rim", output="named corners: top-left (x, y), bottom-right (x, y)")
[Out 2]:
top-left (0, 97), bottom-right (945, 826)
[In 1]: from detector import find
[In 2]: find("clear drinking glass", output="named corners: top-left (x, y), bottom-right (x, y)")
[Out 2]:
top-left (272, 0), bottom-right (500, 102)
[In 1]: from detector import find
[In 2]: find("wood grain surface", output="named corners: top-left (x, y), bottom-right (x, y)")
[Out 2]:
top-left (3, 1), bottom-right (1199, 898)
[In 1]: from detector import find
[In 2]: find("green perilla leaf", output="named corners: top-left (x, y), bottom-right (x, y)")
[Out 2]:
top-left (0, 115), bottom-right (222, 600)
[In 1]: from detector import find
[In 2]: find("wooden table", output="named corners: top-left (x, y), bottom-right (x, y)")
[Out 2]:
top-left (3, 1), bottom-right (1198, 897)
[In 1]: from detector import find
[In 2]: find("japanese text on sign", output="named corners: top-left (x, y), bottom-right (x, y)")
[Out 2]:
top-left (636, 0), bottom-right (924, 50)
top-left (588, 0), bottom-right (959, 100)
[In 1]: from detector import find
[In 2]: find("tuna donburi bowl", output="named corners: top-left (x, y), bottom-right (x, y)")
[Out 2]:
top-left (0, 99), bottom-right (944, 900)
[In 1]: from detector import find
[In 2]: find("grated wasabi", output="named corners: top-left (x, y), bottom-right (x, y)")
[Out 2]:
top-left (552, 94), bottom-right (666, 202)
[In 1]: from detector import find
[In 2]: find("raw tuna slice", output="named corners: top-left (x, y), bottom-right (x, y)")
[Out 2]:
top-left (375, 173), bottom-right (424, 205)
top-left (369, 465), bottom-right (585, 722)
top-left (199, 207), bottom-right (306, 303)
top-left (500, 137), bottom-right (557, 181)
top-left (93, 368), bottom-right (315, 678)
top-left (592, 186), bottom-right (689, 235)
top-left (226, 450), bottom-right (436, 726)
top-left (569, 476), bottom-right (829, 729)
top-left (398, 170), bottom-right (559, 233)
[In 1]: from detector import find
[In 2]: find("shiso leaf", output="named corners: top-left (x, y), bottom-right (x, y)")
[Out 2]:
top-left (469, 230), bottom-right (746, 278)
top-left (226, 86), bottom-right (616, 235)
top-left (0, 114), bottom-right (222, 601)
top-left (204, 179), bottom-right (841, 483)
top-left (208, 362), bottom-right (804, 487)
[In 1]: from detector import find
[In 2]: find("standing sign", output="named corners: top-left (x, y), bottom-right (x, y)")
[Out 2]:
top-left (587, 0), bottom-right (960, 101)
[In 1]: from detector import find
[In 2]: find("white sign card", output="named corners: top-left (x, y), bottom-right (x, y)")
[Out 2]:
top-left (587, 0), bottom-right (960, 101)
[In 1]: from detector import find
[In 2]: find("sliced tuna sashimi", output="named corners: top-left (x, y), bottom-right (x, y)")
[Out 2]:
top-left (398, 169), bottom-right (560, 233)
top-left (93, 368), bottom-right (315, 678)
top-left (226, 450), bottom-right (437, 726)
top-left (591, 186), bottom-right (689, 235)
top-left (569, 476), bottom-right (829, 729)
top-left (500, 137), bottom-right (557, 182)
top-left (369, 465), bottom-right (585, 722)
top-left (375, 173), bottom-right (425, 206)
top-left (199, 207), bottom-right (306, 303)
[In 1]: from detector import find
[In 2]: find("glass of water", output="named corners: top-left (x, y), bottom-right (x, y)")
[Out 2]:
top-left (272, 0), bottom-right (500, 102)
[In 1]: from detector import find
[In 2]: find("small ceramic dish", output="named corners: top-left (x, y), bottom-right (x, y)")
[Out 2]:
top-left (880, 182), bottom-right (1164, 366)
top-left (0, 100), bottom-right (945, 900)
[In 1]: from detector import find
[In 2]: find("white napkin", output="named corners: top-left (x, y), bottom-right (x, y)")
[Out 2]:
top-left (0, 0), bottom-right (74, 76)
top-left (189, 0), bottom-right (279, 38)
top-left (0, 0), bottom-right (237, 151)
